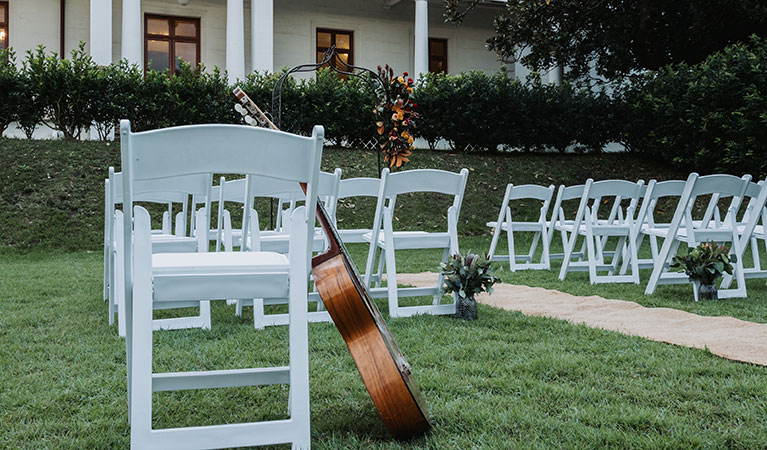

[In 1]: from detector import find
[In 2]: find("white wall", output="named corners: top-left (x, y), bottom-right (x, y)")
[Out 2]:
top-left (274, 0), bottom-right (507, 78)
top-left (7, 0), bottom-right (506, 76)
top-left (7, 0), bottom-right (60, 59)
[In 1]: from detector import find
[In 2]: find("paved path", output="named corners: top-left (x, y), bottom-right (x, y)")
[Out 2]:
top-left (396, 273), bottom-right (767, 366)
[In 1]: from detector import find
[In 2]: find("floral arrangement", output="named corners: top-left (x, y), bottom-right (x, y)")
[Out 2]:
top-left (373, 65), bottom-right (418, 169)
top-left (440, 252), bottom-right (499, 299)
top-left (670, 241), bottom-right (736, 286)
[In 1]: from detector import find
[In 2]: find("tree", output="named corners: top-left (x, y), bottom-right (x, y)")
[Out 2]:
top-left (444, 0), bottom-right (767, 81)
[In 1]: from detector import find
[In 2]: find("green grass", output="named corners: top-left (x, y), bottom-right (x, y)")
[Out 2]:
top-left (3, 139), bottom-right (766, 447)
top-left (2, 249), bottom-right (767, 449)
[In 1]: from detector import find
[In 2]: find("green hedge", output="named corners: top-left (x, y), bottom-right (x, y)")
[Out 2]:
top-left (0, 43), bottom-right (620, 153)
top-left (619, 35), bottom-right (767, 176)
top-left (414, 71), bottom-right (618, 152)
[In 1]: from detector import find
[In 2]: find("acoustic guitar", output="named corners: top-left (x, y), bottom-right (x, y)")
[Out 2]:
top-left (233, 87), bottom-right (432, 440)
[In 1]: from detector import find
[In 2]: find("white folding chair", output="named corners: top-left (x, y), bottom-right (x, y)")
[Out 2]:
top-left (722, 179), bottom-right (767, 285)
top-left (105, 168), bottom-right (210, 337)
top-left (621, 179), bottom-right (687, 273)
top-left (334, 177), bottom-right (382, 244)
top-left (121, 120), bottom-right (320, 449)
top-left (215, 170), bottom-right (340, 253)
top-left (546, 183), bottom-right (591, 262)
top-left (487, 183), bottom-right (555, 271)
top-left (362, 168), bottom-right (469, 318)
top-left (645, 173), bottom-right (751, 298)
top-left (558, 179), bottom-right (645, 284)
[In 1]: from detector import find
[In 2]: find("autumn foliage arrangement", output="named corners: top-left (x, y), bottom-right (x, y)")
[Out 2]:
top-left (373, 64), bottom-right (418, 169)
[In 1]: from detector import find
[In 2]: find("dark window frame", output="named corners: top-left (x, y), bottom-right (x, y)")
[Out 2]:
top-left (428, 38), bottom-right (448, 74)
top-left (0, 1), bottom-right (9, 52)
top-left (144, 13), bottom-right (201, 75)
top-left (316, 27), bottom-right (354, 78)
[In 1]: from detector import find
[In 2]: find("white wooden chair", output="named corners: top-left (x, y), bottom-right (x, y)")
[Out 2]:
top-left (487, 183), bottom-right (555, 271)
top-left (557, 179), bottom-right (645, 284)
top-left (105, 168), bottom-right (211, 337)
top-left (362, 168), bottom-right (469, 318)
top-left (121, 120), bottom-right (320, 450)
top-left (645, 173), bottom-right (752, 298)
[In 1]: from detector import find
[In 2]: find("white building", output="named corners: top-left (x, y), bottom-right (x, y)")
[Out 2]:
top-left (1, 0), bottom-right (522, 82)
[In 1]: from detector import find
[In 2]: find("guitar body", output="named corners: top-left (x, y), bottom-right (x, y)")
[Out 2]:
top-left (232, 87), bottom-right (431, 440)
top-left (312, 204), bottom-right (431, 440)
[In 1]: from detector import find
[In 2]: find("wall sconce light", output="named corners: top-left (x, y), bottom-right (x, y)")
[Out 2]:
top-left (178, 0), bottom-right (190, 5)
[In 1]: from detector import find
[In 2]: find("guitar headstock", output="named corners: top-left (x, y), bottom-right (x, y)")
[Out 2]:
top-left (232, 87), bottom-right (277, 130)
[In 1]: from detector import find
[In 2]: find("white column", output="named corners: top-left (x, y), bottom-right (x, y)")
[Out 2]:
top-left (122, 0), bottom-right (142, 67)
top-left (251, 0), bottom-right (274, 73)
top-left (227, 0), bottom-right (246, 83)
top-left (414, 0), bottom-right (429, 79)
top-left (90, 0), bottom-right (112, 65)
top-left (549, 66), bottom-right (563, 85)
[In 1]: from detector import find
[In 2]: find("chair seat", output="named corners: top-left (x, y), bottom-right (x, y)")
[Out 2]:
top-left (150, 235), bottom-right (198, 253)
top-left (643, 226), bottom-right (736, 240)
top-left (153, 251), bottom-right (289, 274)
top-left (338, 228), bottom-right (372, 244)
top-left (486, 221), bottom-right (543, 232)
top-left (362, 230), bottom-right (451, 250)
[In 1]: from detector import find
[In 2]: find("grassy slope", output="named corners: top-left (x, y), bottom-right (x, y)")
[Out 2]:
top-left (0, 137), bottom-right (686, 249)
top-left (2, 250), bottom-right (767, 449)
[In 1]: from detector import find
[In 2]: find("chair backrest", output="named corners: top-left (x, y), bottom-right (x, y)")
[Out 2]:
top-left (379, 168), bottom-right (469, 213)
top-left (508, 184), bottom-right (556, 202)
top-left (690, 174), bottom-right (751, 198)
top-left (499, 184), bottom-right (555, 226)
top-left (337, 177), bottom-right (381, 200)
top-left (546, 180), bottom-right (593, 243)
top-left (584, 179), bottom-right (645, 223)
top-left (369, 168), bottom-right (469, 237)
top-left (120, 120), bottom-right (325, 295)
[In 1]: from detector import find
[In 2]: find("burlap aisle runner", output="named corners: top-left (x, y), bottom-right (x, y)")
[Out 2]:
top-left (396, 273), bottom-right (767, 366)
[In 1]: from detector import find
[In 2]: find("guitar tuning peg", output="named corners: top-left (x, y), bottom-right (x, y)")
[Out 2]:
top-left (234, 104), bottom-right (246, 115)
top-left (244, 115), bottom-right (256, 125)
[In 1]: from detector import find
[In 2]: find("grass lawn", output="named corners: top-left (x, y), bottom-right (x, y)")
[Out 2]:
top-left (3, 139), bottom-right (767, 448)
top-left (2, 248), bottom-right (767, 449)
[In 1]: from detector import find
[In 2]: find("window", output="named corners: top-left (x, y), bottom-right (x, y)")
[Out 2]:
top-left (0, 2), bottom-right (8, 52)
top-left (428, 38), bottom-right (448, 74)
top-left (144, 14), bottom-right (200, 74)
top-left (316, 28), bottom-right (353, 79)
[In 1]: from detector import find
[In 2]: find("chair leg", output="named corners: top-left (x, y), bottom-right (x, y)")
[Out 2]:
top-left (507, 226), bottom-right (516, 272)
top-left (559, 227), bottom-right (578, 281)
top-left (374, 248), bottom-right (385, 289)
top-left (629, 231), bottom-right (640, 284)
top-left (252, 298), bottom-right (265, 330)
top-left (541, 224), bottom-right (551, 270)
top-left (585, 214), bottom-right (598, 284)
top-left (200, 300), bottom-right (211, 330)
top-left (385, 243), bottom-right (399, 317)
top-left (433, 248), bottom-right (449, 305)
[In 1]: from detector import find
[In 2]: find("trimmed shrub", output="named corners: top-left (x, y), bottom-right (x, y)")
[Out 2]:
top-left (5, 45), bottom-right (619, 153)
top-left (620, 35), bottom-right (767, 176)
top-left (414, 70), bottom-right (617, 152)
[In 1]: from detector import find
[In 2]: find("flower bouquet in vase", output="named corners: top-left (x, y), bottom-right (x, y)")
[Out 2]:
top-left (440, 252), bottom-right (499, 320)
top-left (670, 241), bottom-right (736, 301)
